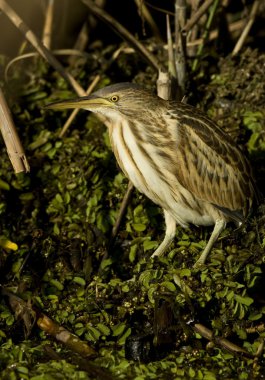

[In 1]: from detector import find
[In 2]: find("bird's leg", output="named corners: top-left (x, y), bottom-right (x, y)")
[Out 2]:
top-left (151, 210), bottom-right (176, 258)
top-left (194, 218), bottom-right (226, 267)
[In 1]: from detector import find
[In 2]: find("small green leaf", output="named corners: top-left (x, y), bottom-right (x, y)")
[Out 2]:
top-left (226, 290), bottom-right (234, 302)
top-left (161, 281), bottom-right (176, 292)
top-left (132, 223), bottom-right (146, 232)
top-left (55, 193), bottom-right (63, 203)
top-left (112, 323), bottom-right (126, 337)
top-left (76, 327), bottom-right (85, 336)
top-left (248, 312), bottom-right (262, 321)
top-left (143, 240), bottom-right (158, 251)
top-left (129, 244), bottom-right (138, 262)
top-left (147, 286), bottom-right (156, 304)
top-left (19, 192), bottom-right (34, 201)
top-left (86, 326), bottom-right (101, 341)
top-left (188, 368), bottom-right (196, 378)
top-left (234, 295), bottom-right (254, 306)
top-left (179, 268), bottom-right (191, 277)
top-left (0, 179), bottom-right (10, 191)
top-left (50, 279), bottom-right (64, 291)
top-left (203, 371), bottom-right (216, 380)
top-left (64, 191), bottom-right (71, 204)
top-left (53, 223), bottom-right (60, 235)
top-left (73, 277), bottom-right (86, 286)
top-left (100, 258), bottom-right (113, 270)
top-left (17, 366), bottom-right (29, 375)
top-left (97, 323), bottom-right (111, 336)
top-left (177, 240), bottom-right (190, 247)
top-left (236, 328), bottom-right (247, 340)
top-left (133, 204), bottom-right (143, 216)
top-left (6, 315), bottom-right (15, 326)
top-left (12, 258), bottom-right (23, 274)
top-left (117, 327), bottom-right (131, 345)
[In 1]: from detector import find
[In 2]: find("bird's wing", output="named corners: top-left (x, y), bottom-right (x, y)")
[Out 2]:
top-left (166, 103), bottom-right (255, 221)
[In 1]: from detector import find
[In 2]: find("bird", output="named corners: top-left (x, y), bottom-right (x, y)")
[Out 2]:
top-left (46, 82), bottom-right (257, 267)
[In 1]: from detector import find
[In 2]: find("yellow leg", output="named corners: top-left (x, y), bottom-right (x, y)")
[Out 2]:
top-left (194, 218), bottom-right (226, 267)
top-left (151, 210), bottom-right (176, 258)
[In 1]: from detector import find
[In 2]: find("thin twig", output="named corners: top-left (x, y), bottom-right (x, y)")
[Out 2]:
top-left (175, 0), bottom-right (187, 97)
top-left (157, 16), bottom-right (178, 101)
top-left (73, 22), bottom-right (89, 52)
top-left (194, 18), bottom-right (245, 45)
top-left (4, 49), bottom-right (90, 81)
top-left (111, 181), bottom-right (134, 241)
top-left (134, 0), bottom-right (162, 41)
top-left (37, 313), bottom-right (97, 358)
top-left (68, 22), bottom-right (89, 66)
top-left (232, 0), bottom-right (260, 56)
top-left (0, 0), bottom-right (85, 97)
top-left (192, 323), bottom-right (252, 357)
top-left (42, 0), bottom-right (54, 48)
top-left (1, 287), bottom-right (97, 358)
top-left (144, 1), bottom-right (174, 17)
top-left (99, 181), bottom-right (135, 271)
top-left (246, 323), bottom-right (265, 334)
top-left (192, 0), bottom-right (220, 72)
top-left (188, 0), bottom-right (200, 56)
top-left (0, 88), bottom-right (30, 173)
top-left (81, 0), bottom-right (162, 72)
top-left (166, 14), bottom-right (177, 79)
top-left (182, 0), bottom-right (215, 33)
top-left (1, 286), bottom-right (35, 337)
top-left (164, 18), bottom-right (246, 50)
top-left (69, 0), bottom-right (106, 65)
top-left (175, 0), bottom-right (186, 45)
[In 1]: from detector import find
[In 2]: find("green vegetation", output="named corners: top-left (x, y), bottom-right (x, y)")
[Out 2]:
top-left (0, 47), bottom-right (264, 379)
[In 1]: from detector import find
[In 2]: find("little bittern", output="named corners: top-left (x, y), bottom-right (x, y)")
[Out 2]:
top-left (46, 83), bottom-right (256, 266)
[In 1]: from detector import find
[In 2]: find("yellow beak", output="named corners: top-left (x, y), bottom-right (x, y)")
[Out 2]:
top-left (45, 96), bottom-right (111, 110)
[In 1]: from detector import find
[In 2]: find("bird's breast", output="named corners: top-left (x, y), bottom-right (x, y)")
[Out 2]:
top-left (109, 120), bottom-right (217, 228)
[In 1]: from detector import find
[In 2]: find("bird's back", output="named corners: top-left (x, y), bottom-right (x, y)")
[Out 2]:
top-left (164, 101), bottom-right (256, 224)
top-left (110, 99), bottom-right (256, 227)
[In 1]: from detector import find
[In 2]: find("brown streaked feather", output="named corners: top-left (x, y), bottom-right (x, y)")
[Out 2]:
top-left (166, 102), bottom-right (256, 221)
top-left (46, 82), bottom-right (259, 264)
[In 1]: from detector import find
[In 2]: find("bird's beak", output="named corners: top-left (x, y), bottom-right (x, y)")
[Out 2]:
top-left (45, 95), bottom-right (111, 111)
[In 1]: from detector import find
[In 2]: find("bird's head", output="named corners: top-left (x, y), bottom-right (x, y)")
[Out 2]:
top-left (45, 82), bottom-right (163, 121)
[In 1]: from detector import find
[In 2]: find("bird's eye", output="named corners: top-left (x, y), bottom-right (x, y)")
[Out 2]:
top-left (110, 95), bottom-right (119, 102)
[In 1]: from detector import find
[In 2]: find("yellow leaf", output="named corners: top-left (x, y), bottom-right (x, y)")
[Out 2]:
top-left (0, 238), bottom-right (18, 251)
